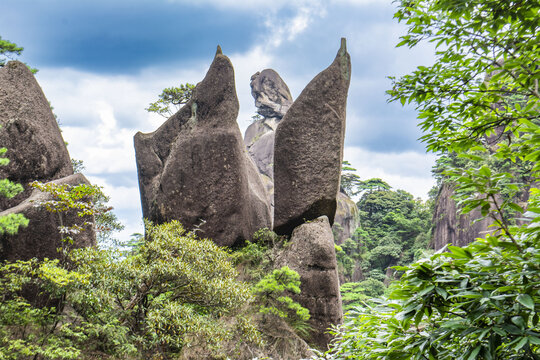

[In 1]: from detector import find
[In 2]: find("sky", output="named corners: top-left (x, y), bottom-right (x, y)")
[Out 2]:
top-left (2, 0), bottom-right (437, 242)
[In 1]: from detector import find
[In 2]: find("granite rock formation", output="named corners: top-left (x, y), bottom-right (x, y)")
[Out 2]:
top-left (251, 69), bottom-right (293, 121)
top-left (430, 182), bottom-right (495, 250)
top-left (332, 191), bottom-right (360, 245)
top-left (0, 174), bottom-right (96, 262)
top-left (273, 38), bottom-right (351, 235)
top-left (134, 47), bottom-right (271, 247)
top-left (0, 61), bottom-right (73, 210)
top-left (245, 69), bottom-right (293, 179)
top-left (276, 216), bottom-right (343, 350)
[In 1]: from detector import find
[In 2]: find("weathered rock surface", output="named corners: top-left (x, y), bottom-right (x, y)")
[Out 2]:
top-left (273, 38), bottom-right (351, 235)
top-left (332, 191), bottom-right (360, 245)
top-left (247, 131), bottom-right (275, 179)
top-left (245, 69), bottom-right (293, 180)
top-left (430, 182), bottom-right (495, 250)
top-left (0, 61), bottom-right (73, 210)
top-left (276, 216), bottom-right (343, 350)
top-left (250, 69), bottom-right (293, 120)
top-left (134, 47), bottom-right (271, 247)
top-left (0, 174), bottom-right (96, 262)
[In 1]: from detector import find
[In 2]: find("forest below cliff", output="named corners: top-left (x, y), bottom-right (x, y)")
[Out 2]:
top-left (1, 0), bottom-right (540, 359)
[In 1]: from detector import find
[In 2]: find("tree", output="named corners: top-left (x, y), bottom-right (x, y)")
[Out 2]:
top-left (0, 221), bottom-right (261, 359)
top-left (146, 83), bottom-right (195, 118)
top-left (0, 36), bottom-right (23, 67)
top-left (0, 36), bottom-right (37, 73)
top-left (0, 143), bottom-right (28, 235)
top-left (320, 1), bottom-right (540, 359)
top-left (340, 161), bottom-right (364, 197)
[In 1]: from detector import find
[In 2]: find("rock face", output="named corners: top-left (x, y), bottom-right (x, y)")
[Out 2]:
top-left (430, 182), bottom-right (494, 250)
top-left (277, 216), bottom-right (343, 350)
top-left (134, 47), bottom-right (271, 247)
top-left (0, 174), bottom-right (96, 262)
top-left (332, 191), bottom-right (360, 245)
top-left (245, 69), bottom-right (293, 179)
top-left (0, 61), bottom-right (73, 210)
top-left (251, 69), bottom-right (293, 120)
top-left (273, 38), bottom-right (351, 235)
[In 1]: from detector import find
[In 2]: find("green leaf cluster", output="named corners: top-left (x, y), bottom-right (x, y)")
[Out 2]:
top-left (145, 83), bottom-right (195, 118)
top-left (0, 221), bottom-right (261, 359)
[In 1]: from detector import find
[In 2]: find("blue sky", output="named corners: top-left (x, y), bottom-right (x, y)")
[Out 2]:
top-left (2, 0), bottom-right (437, 242)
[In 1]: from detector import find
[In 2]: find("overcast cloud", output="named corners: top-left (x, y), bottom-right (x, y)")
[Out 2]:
top-left (2, 0), bottom-right (436, 242)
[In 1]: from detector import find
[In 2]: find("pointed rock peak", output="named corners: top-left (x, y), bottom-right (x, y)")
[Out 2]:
top-left (215, 45), bottom-right (223, 56)
top-left (339, 37), bottom-right (347, 56)
top-left (335, 37), bottom-right (350, 81)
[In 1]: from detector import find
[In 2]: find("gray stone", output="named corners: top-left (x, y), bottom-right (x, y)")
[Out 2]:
top-left (430, 182), bottom-right (495, 250)
top-left (332, 191), bottom-right (360, 245)
top-left (0, 61), bottom-right (73, 210)
top-left (134, 47), bottom-right (271, 247)
top-left (276, 216), bottom-right (343, 350)
top-left (250, 69), bottom-right (293, 119)
top-left (274, 38), bottom-right (351, 235)
top-left (0, 174), bottom-right (96, 262)
top-left (247, 130), bottom-right (275, 179)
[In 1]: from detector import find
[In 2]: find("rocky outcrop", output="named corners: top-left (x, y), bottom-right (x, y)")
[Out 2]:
top-left (251, 69), bottom-right (293, 121)
top-left (332, 191), bottom-right (360, 245)
top-left (0, 61), bottom-right (73, 210)
top-left (245, 69), bottom-right (293, 179)
top-left (430, 182), bottom-right (495, 250)
top-left (273, 38), bottom-right (351, 235)
top-left (134, 47), bottom-right (271, 247)
top-left (0, 174), bottom-right (96, 262)
top-left (276, 216), bottom-right (342, 350)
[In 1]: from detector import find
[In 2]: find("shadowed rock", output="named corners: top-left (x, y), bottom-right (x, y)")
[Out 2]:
top-left (332, 191), bottom-right (360, 245)
top-left (0, 61), bottom-right (73, 210)
top-left (0, 174), bottom-right (96, 262)
top-left (273, 38), bottom-right (351, 235)
top-left (276, 216), bottom-right (343, 350)
top-left (430, 182), bottom-right (495, 250)
top-left (134, 47), bottom-right (271, 247)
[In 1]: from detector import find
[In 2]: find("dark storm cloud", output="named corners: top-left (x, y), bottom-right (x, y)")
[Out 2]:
top-left (1, 0), bottom-right (261, 73)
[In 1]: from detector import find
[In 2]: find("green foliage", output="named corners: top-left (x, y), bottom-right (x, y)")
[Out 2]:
top-left (253, 266), bottom-right (311, 336)
top-left (341, 279), bottom-right (386, 312)
top-left (388, 0), bottom-right (540, 165)
top-left (146, 83), bottom-right (195, 118)
top-left (321, 1), bottom-right (540, 359)
top-left (341, 161), bottom-right (364, 197)
top-left (0, 36), bottom-right (37, 73)
top-left (30, 180), bottom-right (124, 248)
top-left (321, 197), bottom-right (540, 359)
top-left (0, 221), bottom-right (261, 359)
top-left (0, 144), bottom-right (28, 235)
top-left (0, 36), bottom-right (23, 67)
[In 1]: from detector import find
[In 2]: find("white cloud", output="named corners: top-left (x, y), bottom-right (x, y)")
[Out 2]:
top-left (344, 146), bottom-right (437, 199)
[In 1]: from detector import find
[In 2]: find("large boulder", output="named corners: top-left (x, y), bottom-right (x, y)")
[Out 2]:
top-left (276, 216), bottom-right (343, 350)
top-left (430, 182), bottom-right (494, 250)
top-left (245, 69), bottom-right (293, 179)
top-left (134, 47), bottom-right (271, 247)
top-left (250, 69), bottom-right (293, 120)
top-left (0, 174), bottom-right (96, 262)
top-left (332, 191), bottom-right (360, 245)
top-left (0, 61), bottom-right (73, 210)
top-left (273, 38), bottom-right (351, 235)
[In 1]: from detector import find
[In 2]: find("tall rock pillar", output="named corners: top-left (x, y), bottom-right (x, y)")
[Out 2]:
top-left (273, 38), bottom-right (351, 235)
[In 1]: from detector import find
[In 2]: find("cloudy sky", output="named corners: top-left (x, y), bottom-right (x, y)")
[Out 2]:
top-left (2, 0), bottom-right (437, 242)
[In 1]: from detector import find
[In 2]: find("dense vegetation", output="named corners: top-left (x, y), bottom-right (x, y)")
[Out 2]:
top-left (319, 0), bottom-right (540, 359)
top-left (336, 176), bottom-right (433, 311)
top-left (3, 0), bottom-right (540, 356)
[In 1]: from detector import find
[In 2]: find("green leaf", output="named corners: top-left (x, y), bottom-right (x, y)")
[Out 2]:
top-left (516, 294), bottom-right (535, 310)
